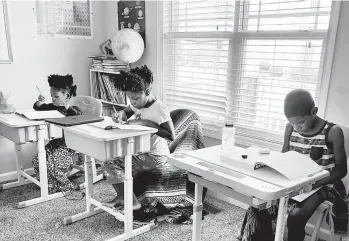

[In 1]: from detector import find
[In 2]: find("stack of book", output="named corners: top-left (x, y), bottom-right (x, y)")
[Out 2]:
top-left (89, 55), bottom-right (127, 71)
top-left (94, 72), bottom-right (126, 105)
top-left (102, 59), bottom-right (128, 71)
top-left (92, 59), bottom-right (103, 69)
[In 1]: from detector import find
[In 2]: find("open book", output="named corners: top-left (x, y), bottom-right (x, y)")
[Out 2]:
top-left (221, 146), bottom-right (323, 181)
top-left (89, 118), bottom-right (155, 131)
top-left (16, 109), bottom-right (65, 120)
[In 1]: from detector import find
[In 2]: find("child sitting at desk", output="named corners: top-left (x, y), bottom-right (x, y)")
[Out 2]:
top-left (239, 89), bottom-right (348, 241)
top-left (32, 74), bottom-right (82, 194)
top-left (102, 65), bottom-right (175, 210)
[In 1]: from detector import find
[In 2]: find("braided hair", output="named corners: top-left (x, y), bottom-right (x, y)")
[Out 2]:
top-left (112, 65), bottom-right (154, 92)
top-left (47, 74), bottom-right (77, 97)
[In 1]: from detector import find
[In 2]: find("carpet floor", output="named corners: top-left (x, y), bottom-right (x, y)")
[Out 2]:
top-left (0, 180), bottom-right (247, 241)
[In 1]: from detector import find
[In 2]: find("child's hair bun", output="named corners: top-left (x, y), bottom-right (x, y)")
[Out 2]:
top-left (48, 74), bottom-right (77, 96)
top-left (70, 84), bottom-right (77, 97)
top-left (48, 74), bottom-right (74, 89)
top-left (111, 65), bottom-right (154, 92)
top-left (130, 65), bottom-right (154, 85)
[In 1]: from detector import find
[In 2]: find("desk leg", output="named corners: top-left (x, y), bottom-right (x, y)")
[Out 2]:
top-left (91, 157), bottom-right (104, 183)
top-left (37, 125), bottom-right (49, 199)
top-left (0, 144), bottom-right (31, 190)
top-left (17, 125), bottom-right (65, 208)
top-left (124, 137), bottom-right (134, 236)
top-left (63, 155), bottom-right (103, 225)
top-left (274, 195), bottom-right (289, 241)
top-left (192, 183), bottom-right (204, 241)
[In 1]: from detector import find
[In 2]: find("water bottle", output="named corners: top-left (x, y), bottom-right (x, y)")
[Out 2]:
top-left (221, 123), bottom-right (236, 156)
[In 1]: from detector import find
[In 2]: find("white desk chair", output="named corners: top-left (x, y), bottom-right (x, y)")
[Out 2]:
top-left (69, 96), bottom-right (102, 117)
top-left (67, 96), bottom-right (103, 183)
top-left (307, 157), bottom-right (349, 241)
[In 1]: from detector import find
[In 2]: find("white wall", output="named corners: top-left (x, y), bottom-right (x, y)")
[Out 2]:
top-left (0, 1), bottom-right (107, 175)
top-left (325, 2), bottom-right (349, 136)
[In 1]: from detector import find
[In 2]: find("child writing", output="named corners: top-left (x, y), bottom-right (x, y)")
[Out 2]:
top-left (239, 89), bottom-right (348, 241)
top-left (102, 65), bottom-right (175, 210)
top-left (32, 74), bottom-right (83, 194)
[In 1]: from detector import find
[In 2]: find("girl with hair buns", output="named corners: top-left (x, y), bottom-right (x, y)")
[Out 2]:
top-left (102, 65), bottom-right (175, 210)
top-left (32, 74), bottom-right (83, 194)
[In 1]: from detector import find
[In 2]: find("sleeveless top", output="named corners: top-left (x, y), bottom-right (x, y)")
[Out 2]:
top-left (289, 121), bottom-right (335, 172)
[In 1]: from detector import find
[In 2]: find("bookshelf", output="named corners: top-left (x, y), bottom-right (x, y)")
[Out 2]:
top-left (89, 68), bottom-right (128, 116)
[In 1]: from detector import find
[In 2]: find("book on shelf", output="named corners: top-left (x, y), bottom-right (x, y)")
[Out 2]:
top-left (93, 72), bottom-right (126, 105)
top-left (220, 146), bottom-right (323, 181)
top-left (89, 55), bottom-right (127, 71)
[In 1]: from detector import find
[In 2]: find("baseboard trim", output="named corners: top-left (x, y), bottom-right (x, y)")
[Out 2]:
top-left (207, 190), bottom-right (249, 210)
top-left (0, 168), bottom-right (34, 183)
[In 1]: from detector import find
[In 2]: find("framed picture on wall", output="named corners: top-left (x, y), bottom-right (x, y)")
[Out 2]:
top-left (118, 0), bottom-right (146, 47)
top-left (34, 0), bottom-right (93, 39)
top-left (0, 0), bottom-right (13, 63)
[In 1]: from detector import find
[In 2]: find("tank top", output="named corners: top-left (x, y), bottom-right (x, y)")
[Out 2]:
top-left (289, 121), bottom-right (335, 172)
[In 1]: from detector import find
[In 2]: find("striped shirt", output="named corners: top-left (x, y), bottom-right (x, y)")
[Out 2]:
top-left (289, 121), bottom-right (335, 172)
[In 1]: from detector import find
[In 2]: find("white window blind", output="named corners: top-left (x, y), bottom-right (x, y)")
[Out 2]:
top-left (163, 0), bottom-right (338, 144)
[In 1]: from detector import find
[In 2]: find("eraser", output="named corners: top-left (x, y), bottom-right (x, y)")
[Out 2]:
top-left (259, 148), bottom-right (270, 154)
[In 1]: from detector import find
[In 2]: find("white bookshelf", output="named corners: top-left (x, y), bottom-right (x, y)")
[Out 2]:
top-left (90, 68), bottom-right (128, 116)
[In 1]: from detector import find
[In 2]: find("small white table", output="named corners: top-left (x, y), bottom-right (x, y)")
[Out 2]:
top-left (167, 145), bottom-right (330, 241)
top-left (61, 120), bottom-right (158, 241)
top-left (0, 113), bottom-right (63, 208)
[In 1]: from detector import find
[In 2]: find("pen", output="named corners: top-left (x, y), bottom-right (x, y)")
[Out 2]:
top-left (36, 86), bottom-right (43, 95)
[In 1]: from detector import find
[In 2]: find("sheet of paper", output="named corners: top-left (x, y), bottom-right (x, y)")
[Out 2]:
top-left (291, 187), bottom-right (321, 202)
top-left (89, 119), bottom-right (154, 131)
top-left (16, 110), bottom-right (65, 120)
top-left (259, 151), bottom-right (323, 180)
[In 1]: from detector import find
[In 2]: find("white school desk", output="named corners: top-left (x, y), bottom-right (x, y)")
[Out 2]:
top-left (0, 113), bottom-right (63, 208)
top-left (167, 145), bottom-right (330, 241)
top-left (60, 119), bottom-right (158, 241)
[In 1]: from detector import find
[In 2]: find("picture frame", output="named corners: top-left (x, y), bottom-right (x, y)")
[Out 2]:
top-left (0, 0), bottom-right (13, 63)
top-left (33, 0), bottom-right (93, 39)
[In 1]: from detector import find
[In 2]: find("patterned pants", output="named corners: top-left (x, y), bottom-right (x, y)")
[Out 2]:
top-left (32, 138), bottom-right (80, 193)
top-left (102, 153), bottom-right (167, 184)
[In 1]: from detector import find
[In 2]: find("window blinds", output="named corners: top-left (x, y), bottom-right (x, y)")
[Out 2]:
top-left (163, 0), bottom-right (335, 140)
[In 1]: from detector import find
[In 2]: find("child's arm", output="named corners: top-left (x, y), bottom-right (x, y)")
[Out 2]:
top-left (281, 123), bottom-right (293, 153)
top-left (127, 119), bottom-right (176, 141)
top-left (33, 95), bottom-right (57, 111)
top-left (313, 125), bottom-right (347, 189)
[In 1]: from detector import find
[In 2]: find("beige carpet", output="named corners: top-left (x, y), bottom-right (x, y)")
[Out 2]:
top-left (0, 180), bottom-right (246, 241)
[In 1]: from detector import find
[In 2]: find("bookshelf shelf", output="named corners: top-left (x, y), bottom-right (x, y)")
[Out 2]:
top-left (90, 68), bottom-right (128, 116)
top-left (90, 69), bottom-right (120, 75)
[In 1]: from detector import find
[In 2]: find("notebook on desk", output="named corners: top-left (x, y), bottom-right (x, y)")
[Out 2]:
top-left (16, 109), bottom-right (65, 120)
top-left (45, 115), bottom-right (104, 126)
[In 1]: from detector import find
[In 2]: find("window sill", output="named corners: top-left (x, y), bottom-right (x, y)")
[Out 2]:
top-left (204, 130), bottom-right (283, 152)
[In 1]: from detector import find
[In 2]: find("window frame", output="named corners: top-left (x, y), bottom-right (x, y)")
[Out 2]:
top-left (160, 1), bottom-right (341, 150)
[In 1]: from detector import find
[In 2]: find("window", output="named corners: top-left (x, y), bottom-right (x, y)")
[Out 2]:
top-left (0, 0), bottom-right (13, 63)
top-left (163, 0), bottom-right (340, 147)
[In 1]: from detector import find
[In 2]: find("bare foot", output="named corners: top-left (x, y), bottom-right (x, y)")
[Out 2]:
top-left (103, 194), bottom-right (141, 210)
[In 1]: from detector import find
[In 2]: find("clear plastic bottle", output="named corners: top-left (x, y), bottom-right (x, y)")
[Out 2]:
top-left (221, 123), bottom-right (236, 156)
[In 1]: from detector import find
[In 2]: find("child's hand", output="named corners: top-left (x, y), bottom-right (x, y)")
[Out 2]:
top-left (112, 111), bottom-right (123, 123)
top-left (38, 95), bottom-right (45, 102)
